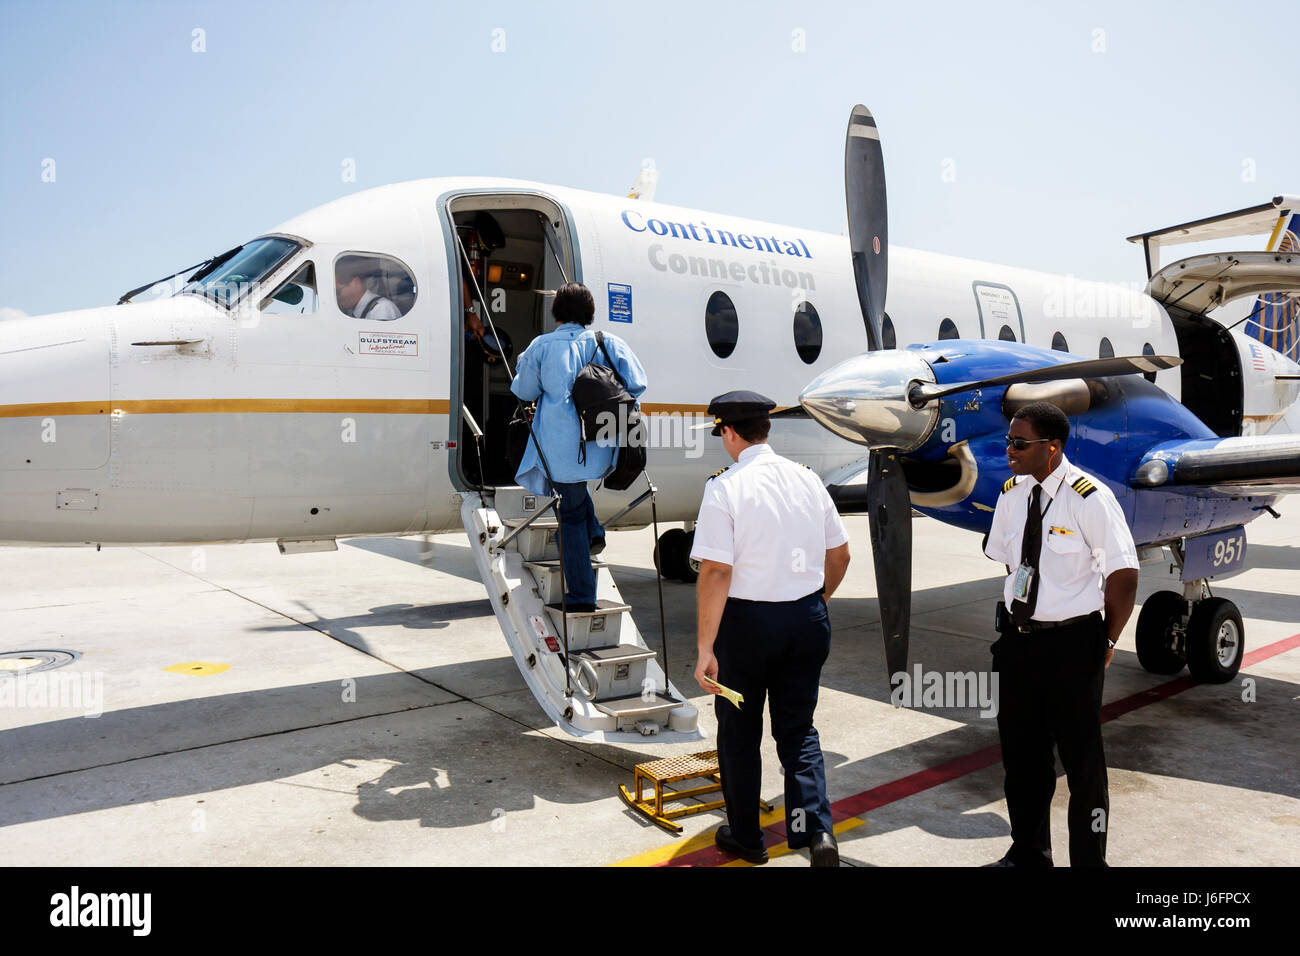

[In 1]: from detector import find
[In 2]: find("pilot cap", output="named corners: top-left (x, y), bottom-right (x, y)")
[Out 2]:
top-left (695, 390), bottom-right (777, 436)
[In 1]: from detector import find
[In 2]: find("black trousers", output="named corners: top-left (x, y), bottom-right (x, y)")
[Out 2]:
top-left (713, 592), bottom-right (833, 850)
top-left (991, 611), bottom-right (1109, 867)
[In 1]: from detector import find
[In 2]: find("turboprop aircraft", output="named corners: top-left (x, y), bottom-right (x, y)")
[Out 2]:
top-left (2, 106), bottom-right (1296, 738)
top-left (796, 106), bottom-right (1300, 691)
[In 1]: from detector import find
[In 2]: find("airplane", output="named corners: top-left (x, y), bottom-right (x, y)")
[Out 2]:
top-left (796, 106), bottom-right (1300, 690)
top-left (2, 106), bottom-right (1296, 739)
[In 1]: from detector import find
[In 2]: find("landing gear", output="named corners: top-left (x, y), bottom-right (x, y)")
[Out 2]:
top-left (1135, 590), bottom-right (1188, 675)
top-left (1134, 577), bottom-right (1244, 684)
top-left (1185, 597), bottom-right (1243, 684)
top-left (654, 527), bottom-right (698, 583)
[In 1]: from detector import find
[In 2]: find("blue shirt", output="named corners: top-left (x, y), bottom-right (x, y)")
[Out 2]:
top-left (510, 323), bottom-right (647, 495)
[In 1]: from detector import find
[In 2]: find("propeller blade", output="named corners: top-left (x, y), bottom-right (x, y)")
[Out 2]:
top-left (867, 449), bottom-right (910, 689)
top-left (908, 354), bottom-right (1182, 407)
top-left (846, 105), bottom-right (888, 351)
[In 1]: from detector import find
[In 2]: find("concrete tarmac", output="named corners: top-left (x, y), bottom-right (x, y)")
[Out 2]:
top-left (1, 512), bottom-right (1297, 867)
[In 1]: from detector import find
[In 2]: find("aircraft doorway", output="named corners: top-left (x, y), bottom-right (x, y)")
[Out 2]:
top-left (446, 193), bottom-right (578, 489)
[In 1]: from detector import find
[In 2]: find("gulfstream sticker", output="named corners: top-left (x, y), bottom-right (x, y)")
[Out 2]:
top-left (608, 283), bottom-right (632, 323)
top-left (359, 331), bottom-right (418, 356)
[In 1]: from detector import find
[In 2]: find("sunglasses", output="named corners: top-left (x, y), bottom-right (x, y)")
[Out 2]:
top-left (1005, 435), bottom-right (1052, 450)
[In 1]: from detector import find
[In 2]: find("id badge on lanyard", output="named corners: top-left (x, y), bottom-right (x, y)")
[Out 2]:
top-left (1012, 563), bottom-right (1035, 601)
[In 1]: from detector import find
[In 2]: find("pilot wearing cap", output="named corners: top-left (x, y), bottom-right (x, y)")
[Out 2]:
top-left (690, 390), bottom-right (851, 866)
top-left (983, 401), bottom-right (1138, 867)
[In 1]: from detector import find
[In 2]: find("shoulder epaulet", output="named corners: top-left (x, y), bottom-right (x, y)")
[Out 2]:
top-left (1000, 476), bottom-right (1017, 494)
top-left (1070, 476), bottom-right (1097, 498)
top-left (707, 465), bottom-right (730, 482)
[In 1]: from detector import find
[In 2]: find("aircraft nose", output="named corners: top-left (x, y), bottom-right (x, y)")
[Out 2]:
top-left (799, 350), bottom-right (940, 451)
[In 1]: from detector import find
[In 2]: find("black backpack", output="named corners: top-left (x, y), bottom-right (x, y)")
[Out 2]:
top-left (570, 331), bottom-right (646, 490)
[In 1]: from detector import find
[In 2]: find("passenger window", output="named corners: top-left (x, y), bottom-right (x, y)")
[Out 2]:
top-left (793, 301), bottom-right (822, 364)
top-left (705, 291), bottom-right (738, 359)
top-left (335, 253), bottom-right (417, 320)
top-left (260, 262), bottom-right (318, 315)
top-left (1099, 337), bottom-right (1114, 359)
top-left (882, 313), bottom-right (896, 349)
top-left (998, 325), bottom-right (1017, 342)
top-left (1052, 332), bottom-right (1069, 352)
top-left (938, 318), bottom-right (959, 340)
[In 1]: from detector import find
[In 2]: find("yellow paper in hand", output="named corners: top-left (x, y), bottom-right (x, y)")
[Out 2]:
top-left (706, 678), bottom-right (744, 709)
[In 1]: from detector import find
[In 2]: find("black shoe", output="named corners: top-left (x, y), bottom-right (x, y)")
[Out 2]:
top-left (546, 601), bottom-right (597, 614)
top-left (589, 536), bottom-right (606, 556)
top-left (809, 830), bottom-right (839, 867)
top-left (715, 826), bottom-right (768, 865)
top-left (983, 853), bottom-right (1017, 867)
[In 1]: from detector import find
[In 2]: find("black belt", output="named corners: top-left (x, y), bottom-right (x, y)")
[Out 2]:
top-left (1010, 612), bottom-right (1097, 635)
top-left (726, 590), bottom-right (825, 606)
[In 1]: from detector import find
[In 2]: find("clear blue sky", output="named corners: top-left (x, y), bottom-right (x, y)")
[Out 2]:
top-left (2, 0), bottom-right (1295, 317)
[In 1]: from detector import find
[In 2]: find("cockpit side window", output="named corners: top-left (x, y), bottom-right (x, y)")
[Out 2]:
top-left (260, 262), bottom-right (318, 315)
top-left (334, 253), bottom-right (417, 320)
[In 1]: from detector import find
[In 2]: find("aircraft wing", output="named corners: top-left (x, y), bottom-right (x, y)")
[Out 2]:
top-left (1137, 434), bottom-right (1300, 496)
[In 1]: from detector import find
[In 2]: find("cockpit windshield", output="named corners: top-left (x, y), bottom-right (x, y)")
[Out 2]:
top-left (178, 237), bottom-right (299, 307)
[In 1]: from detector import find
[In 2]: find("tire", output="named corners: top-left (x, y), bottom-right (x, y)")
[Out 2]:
top-left (1135, 590), bottom-right (1187, 675)
top-left (679, 531), bottom-right (699, 584)
top-left (1185, 597), bottom-right (1244, 684)
top-left (654, 528), bottom-right (688, 581)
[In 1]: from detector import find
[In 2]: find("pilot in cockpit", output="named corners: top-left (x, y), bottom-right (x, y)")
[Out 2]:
top-left (335, 257), bottom-right (401, 321)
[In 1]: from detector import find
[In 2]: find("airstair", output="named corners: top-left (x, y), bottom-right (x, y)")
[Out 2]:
top-left (460, 486), bottom-right (702, 743)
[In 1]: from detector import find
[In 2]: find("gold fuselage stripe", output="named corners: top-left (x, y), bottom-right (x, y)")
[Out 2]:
top-left (0, 399), bottom-right (453, 418)
top-left (0, 399), bottom-right (792, 419)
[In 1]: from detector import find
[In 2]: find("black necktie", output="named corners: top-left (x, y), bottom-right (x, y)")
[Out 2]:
top-left (1011, 484), bottom-right (1043, 625)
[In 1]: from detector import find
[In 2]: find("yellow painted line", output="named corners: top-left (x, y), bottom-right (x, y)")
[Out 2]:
top-left (611, 804), bottom-right (787, 867)
top-left (613, 806), bottom-right (869, 867)
top-left (163, 661), bottom-right (232, 676)
top-left (719, 816), bottom-right (869, 867)
top-left (0, 398), bottom-right (451, 418)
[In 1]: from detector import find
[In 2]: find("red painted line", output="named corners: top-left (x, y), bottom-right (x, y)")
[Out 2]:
top-left (662, 630), bottom-right (1300, 867)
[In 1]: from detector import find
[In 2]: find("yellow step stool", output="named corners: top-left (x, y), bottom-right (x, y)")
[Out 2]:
top-left (618, 750), bottom-right (773, 834)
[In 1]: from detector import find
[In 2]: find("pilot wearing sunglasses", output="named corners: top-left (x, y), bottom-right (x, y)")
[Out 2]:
top-left (982, 401), bottom-right (1139, 868)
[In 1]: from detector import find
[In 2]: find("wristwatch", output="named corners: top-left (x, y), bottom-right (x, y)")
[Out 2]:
top-left (1107, 639), bottom-right (1116, 649)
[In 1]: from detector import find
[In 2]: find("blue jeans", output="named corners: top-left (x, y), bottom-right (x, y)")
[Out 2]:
top-left (552, 481), bottom-right (604, 606)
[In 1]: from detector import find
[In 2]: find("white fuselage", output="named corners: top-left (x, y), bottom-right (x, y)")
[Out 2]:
top-left (0, 176), bottom-right (1205, 546)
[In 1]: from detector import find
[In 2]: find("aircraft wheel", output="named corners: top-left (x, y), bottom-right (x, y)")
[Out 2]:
top-left (679, 531), bottom-right (699, 584)
top-left (1185, 597), bottom-right (1244, 684)
top-left (654, 528), bottom-right (688, 581)
top-left (1134, 590), bottom-right (1187, 675)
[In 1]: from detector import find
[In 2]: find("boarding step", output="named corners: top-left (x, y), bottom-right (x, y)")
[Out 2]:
top-left (544, 598), bottom-right (632, 650)
top-left (460, 491), bottom-right (702, 743)
top-left (572, 643), bottom-right (658, 701)
top-left (592, 693), bottom-right (684, 734)
top-left (524, 559), bottom-right (610, 605)
top-left (508, 524), bottom-right (560, 562)
top-left (493, 486), bottom-right (555, 525)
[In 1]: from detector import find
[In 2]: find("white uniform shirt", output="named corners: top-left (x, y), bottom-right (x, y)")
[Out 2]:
top-left (690, 443), bottom-right (850, 601)
top-left (984, 455), bottom-right (1139, 621)
top-left (352, 289), bottom-right (401, 321)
